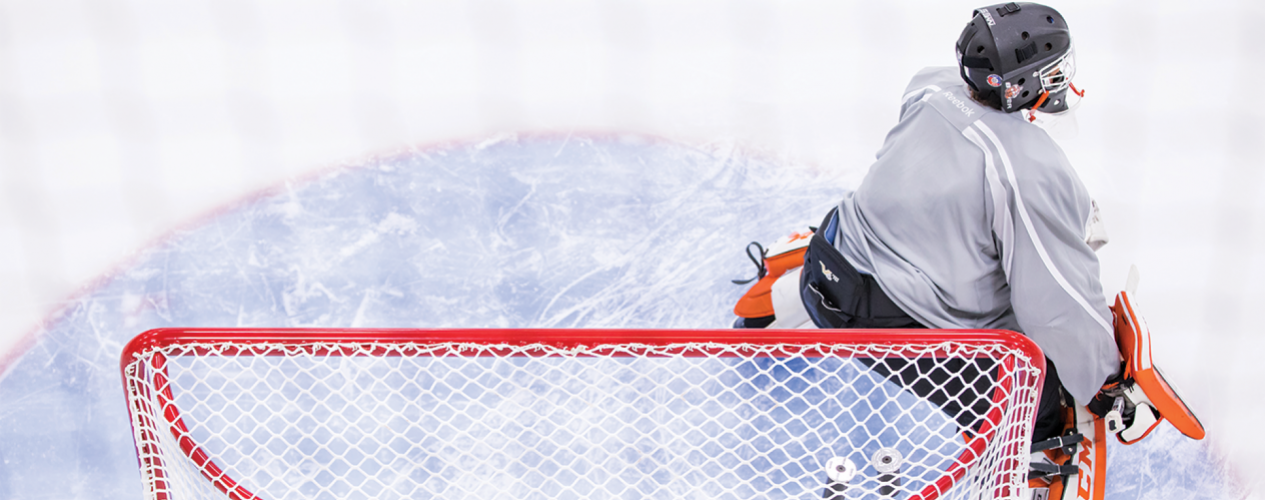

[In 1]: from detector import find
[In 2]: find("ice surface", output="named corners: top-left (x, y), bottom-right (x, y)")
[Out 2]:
top-left (0, 134), bottom-right (1243, 498)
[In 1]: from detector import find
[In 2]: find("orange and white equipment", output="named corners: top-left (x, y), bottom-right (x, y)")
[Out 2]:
top-left (732, 230), bottom-right (814, 328)
top-left (1028, 405), bottom-right (1108, 500)
top-left (1108, 266), bottom-right (1206, 444)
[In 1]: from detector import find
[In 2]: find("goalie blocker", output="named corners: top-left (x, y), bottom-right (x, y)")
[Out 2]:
top-left (1030, 267), bottom-right (1205, 500)
top-left (1094, 267), bottom-right (1205, 443)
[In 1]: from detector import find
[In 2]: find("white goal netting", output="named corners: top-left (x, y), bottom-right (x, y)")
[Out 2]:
top-left (121, 329), bottom-right (1043, 500)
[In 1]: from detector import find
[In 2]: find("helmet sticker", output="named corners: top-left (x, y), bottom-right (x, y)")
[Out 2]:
top-left (986, 75), bottom-right (1003, 87)
top-left (1005, 85), bottom-right (1023, 99)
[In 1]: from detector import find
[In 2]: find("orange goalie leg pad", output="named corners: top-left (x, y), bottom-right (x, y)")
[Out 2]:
top-left (1072, 416), bottom-right (1108, 500)
top-left (1112, 291), bottom-right (1206, 440)
top-left (734, 233), bottom-right (811, 318)
top-left (1043, 406), bottom-right (1107, 500)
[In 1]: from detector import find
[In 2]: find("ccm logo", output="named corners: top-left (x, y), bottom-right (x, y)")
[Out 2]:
top-left (1076, 436), bottom-right (1094, 499)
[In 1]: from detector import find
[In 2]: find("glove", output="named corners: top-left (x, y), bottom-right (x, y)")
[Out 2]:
top-left (1086, 367), bottom-right (1135, 435)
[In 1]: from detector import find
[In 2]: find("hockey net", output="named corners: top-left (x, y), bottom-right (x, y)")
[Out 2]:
top-left (120, 328), bottom-right (1044, 500)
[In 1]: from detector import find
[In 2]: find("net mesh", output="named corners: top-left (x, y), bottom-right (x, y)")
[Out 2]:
top-left (122, 336), bottom-right (1042, 500)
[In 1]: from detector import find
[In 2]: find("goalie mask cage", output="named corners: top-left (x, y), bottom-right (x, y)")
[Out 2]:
top-left (120, 328), bottom-right (1044, 500)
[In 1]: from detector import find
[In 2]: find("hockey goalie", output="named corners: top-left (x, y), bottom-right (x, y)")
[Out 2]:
top-left (730, 3), bottom-right (1204, 499)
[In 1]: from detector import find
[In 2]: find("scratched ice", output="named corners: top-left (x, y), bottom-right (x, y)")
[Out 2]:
top-left (0, 134), bottom-right (1237, 499)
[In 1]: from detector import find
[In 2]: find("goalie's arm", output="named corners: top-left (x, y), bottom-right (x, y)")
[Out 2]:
top-left (994, 144), bottom-right (1120, 406)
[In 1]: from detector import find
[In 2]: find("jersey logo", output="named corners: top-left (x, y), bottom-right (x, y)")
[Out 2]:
top-left (940, 91), bottom-right (977, 118)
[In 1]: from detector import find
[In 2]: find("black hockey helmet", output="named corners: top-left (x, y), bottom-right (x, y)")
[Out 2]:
top-left (956, 2), bottom-right (1078, 114)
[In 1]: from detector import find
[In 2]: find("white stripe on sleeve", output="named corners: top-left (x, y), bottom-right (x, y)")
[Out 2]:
top-left (973, 121), bottom-right (1113, 334)
top-left (962, 126), bottom-right (1015, 278)
top-left (901, 85), bottom-right (942, 105)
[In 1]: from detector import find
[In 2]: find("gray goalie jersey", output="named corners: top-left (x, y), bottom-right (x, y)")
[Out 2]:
top-left (831, 66), bottom-right (1119, 405)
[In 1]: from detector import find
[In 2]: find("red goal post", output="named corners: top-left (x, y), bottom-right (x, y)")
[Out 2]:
top-left (120, 328), bottom-right (1045, 500)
